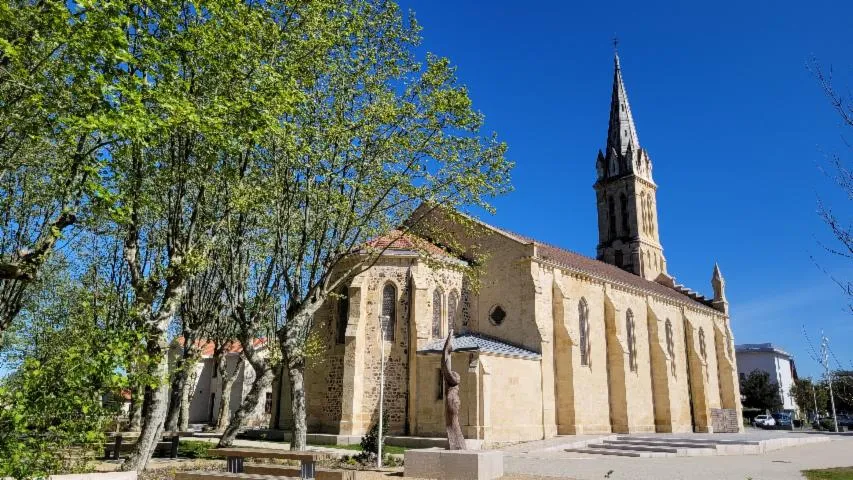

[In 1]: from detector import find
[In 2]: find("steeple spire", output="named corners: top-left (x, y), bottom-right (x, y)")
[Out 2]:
top-left (594, 51), bottom-right (666, 281)
top-left (607, 53), bottom-right (640, 156)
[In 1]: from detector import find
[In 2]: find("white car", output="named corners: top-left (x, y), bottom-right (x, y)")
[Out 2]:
top-left (753, 414), bottom-right (776, 428)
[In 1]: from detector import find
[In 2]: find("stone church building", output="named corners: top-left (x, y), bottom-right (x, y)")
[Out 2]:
top-left (271, 54), bottom-right (743, 444)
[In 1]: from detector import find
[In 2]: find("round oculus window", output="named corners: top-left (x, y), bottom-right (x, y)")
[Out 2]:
top-left (489, 305), bottom-right (507, 326)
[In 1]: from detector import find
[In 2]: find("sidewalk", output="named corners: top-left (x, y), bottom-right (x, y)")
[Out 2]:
top-left (504, 435), bottom-right (853, 480)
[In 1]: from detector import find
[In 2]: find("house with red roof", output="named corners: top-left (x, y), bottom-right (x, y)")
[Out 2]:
top-left (171, 338), bottom-right (272, 428)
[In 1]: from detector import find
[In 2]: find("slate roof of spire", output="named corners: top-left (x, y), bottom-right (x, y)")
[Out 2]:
top-left (607, 53), bottom-right (641, 156)
top-left (418, 332), bottom-right (541, 360)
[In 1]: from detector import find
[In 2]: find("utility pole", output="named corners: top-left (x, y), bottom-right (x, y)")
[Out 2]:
top-left (811, 382), bottom-right (818, 423)
top-left (821, 332), bottom-right (839, 433)
top-left (377, 314), bottom-right (387, 469)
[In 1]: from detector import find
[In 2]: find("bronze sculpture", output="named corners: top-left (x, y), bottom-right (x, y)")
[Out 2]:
top-left (442, 328), bottom-right (465, 450)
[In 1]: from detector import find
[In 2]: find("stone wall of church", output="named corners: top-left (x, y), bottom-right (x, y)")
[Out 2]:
top-left (413, 351), bottom-right (476, 438)
top-left (319, 256), bottom-right (465, 436)
top-left (481, 354), bottom-right (544, 442)
top-left (646, 298), bottom-right (693, 433)
top-left (421, 216), bottom-right (542, 352)
top-left (534, 258), bottom-right (739, 436)
top-left (552, 269), bottom-right (612, 434)
top-left (357, 260), bottom-right (413, 435)
top-left (604, 283), bottom-right (657, 433)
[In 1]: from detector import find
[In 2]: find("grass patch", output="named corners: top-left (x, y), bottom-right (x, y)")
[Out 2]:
top-left (177, 440), bottom-right (217, 459)
top-left (310, 443), bottom-right (407, 455)
top-left (803, 467), bottom-right (853, 480)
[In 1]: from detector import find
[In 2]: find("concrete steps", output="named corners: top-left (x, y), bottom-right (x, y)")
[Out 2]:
top-left (563, 447), bottom-right (666, 458)
top-left (565, 436), bottom-right (745, 458)
top-left (607, 439), bottom-right (720, 449)
top-left (616, 435), bottom-right (761, 446)
top-left (589, 442), bottom-right (680, 453)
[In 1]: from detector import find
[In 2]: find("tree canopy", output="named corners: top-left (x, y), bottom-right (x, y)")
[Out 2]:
top-left (0, 0), bottom-right (512, 474)
top-left (740, 369), bottom-right (783, 412)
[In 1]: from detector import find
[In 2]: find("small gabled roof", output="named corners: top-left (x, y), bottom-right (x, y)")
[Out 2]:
top-left (418, 332), bottom-right (541, 360)
top-left (364, 229), bottom-right (457, 259)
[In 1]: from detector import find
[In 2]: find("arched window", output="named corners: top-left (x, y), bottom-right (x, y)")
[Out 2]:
top-left (626, 309), bottom-right (637, 372)
top-left (619, 193), bottom-right (629, 235)
top-left (381, 283), bottom-right (396, 341)
top-left (665, 319), bottom-right (675, 376)
top-left (648, 198), bottom-right (655, 235)
top-left (448, 290), bottom-right (459, 331)
top-left (432, 287), bottom-right (443, 338)
top-left (336, 286), bottom-right (348, 344)
top-left (608, 197), bottom-right (616, 240)
top-left (579, 298), bottom-right (590, 366)
top-left (698, 327), bottom-right (707, 361)
top-left (615, 250), bottom-right (623, 268)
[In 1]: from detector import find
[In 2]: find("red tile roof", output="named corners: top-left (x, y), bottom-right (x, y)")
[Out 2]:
top-left (175, 337), bottom-right (267, 357)
top-left (364, 229), bottom-right (452, 258)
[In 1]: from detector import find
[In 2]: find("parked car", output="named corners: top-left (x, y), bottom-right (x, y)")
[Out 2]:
top-left (836, 414), bottom-right (853, 430)
top-left (812, 415), bottom-right (853, 431)
top-left (753, 414), bottom-right (776, 428)
top-left (772, 412), bottom-right (793, 430)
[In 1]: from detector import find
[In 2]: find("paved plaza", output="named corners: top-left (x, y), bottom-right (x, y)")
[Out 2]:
top-left (501, 431), bottom-right (853, 480)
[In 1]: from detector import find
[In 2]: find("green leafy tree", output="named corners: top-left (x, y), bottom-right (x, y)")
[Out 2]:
top-left (791, 377), bottom-right (829, 419)
top-left (0, 247), bottom-right (138, 480)
top-left (740, 370), bottom-right (783, 412)
top-left (0, 1), bottom-right (144, 344)
top-left (101, 1), bottom-right (346, 470)
top-left (268, 0), bottom-right (511, 450)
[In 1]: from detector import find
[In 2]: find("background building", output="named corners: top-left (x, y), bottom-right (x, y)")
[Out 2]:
top-left (171, 339), bottom-right (272, 427)
top-left (735, 343), bottom-right (798, 413)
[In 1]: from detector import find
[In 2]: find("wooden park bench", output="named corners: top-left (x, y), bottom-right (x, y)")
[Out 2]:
top-left (204, 447), bottom-right (335, 480)
top-left (103, 432), bottom-right (181, 460)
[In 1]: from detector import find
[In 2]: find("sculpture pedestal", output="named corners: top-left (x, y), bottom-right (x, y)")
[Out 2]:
top-left (404, 449), bottom-right (503, 480)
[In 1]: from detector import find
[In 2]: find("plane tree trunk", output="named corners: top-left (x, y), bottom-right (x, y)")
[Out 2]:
top-left (217, 346), bottom-right (272, 447)
top-left (215, 354), bottom-right (244, 432)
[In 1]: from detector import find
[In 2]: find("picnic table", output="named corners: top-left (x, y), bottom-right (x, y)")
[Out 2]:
top-left (208, 447), bottom-right (335, 480)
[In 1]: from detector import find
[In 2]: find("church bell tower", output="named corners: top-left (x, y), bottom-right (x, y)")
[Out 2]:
top-left (594, 53), bottom-right (667, 281)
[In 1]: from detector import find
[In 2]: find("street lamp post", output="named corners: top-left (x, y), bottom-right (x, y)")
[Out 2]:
top-left (820, 332), bottom-right (839, 433)
top-left (377, 314), bottom-right (388, 469)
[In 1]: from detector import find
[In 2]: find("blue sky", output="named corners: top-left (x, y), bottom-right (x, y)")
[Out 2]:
top-left (398, 0), bottom-right (853, 378)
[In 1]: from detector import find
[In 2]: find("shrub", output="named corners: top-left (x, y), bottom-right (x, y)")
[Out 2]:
top-left (178, 441), bottom-right (217, 459)
top-left (357, 411), bottom-right (389, 463)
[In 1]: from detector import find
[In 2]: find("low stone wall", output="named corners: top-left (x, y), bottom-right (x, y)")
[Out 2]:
top-left (710, 408), bottom-right (739, 433)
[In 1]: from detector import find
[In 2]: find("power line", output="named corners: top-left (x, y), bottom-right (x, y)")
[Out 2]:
top-left (802, 325), bottom-right (823, 366)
